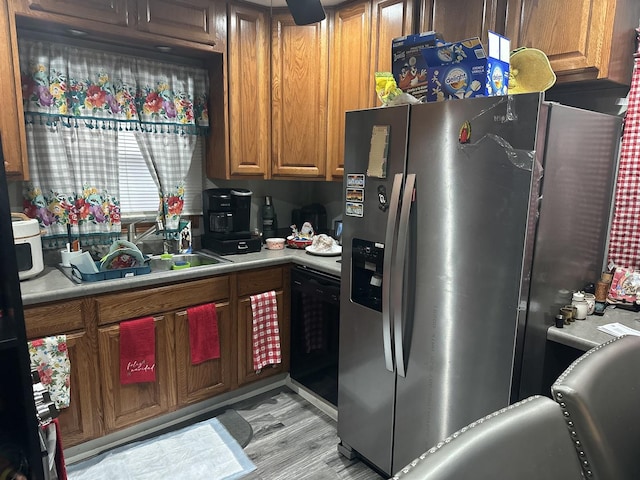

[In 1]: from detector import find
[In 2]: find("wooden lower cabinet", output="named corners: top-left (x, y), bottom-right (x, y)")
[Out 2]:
top-left (23, 266), bottom-right (290, 445)
top-left (98, 314), bottom-right (178, 432)
top-left (174, 302), bottom-right (233, 405)
top-left (236, 266), bottom-right (290, 386)
top-left (94, 275), bottom-right (233, 433)
top-left (56, 331), bottom-right (102, 447)
top-left (24, 299), bottom-right (101, 448)
top-left (237, 291), bottom-right (287, 385)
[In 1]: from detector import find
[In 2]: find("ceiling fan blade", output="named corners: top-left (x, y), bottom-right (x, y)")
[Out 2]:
top-left (285, 0), bottom-right (326, 25)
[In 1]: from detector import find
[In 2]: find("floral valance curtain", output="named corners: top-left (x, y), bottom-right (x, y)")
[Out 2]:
top-left (19, 39), bottom-right (209, 135)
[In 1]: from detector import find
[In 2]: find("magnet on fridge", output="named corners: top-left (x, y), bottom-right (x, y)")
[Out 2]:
top-left (459, 120), bottom-right (471, 144)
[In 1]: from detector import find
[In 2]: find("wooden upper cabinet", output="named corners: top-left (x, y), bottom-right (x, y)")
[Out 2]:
top-left (370, 0), bottom-right (414, 106)
top-left (25, 0), bottom-right (130, 26)
top-left (327, 0), bottom-right (372, 180)
top-left (271, 13), bottom-right (328, 178)
top-left (136, 0), bottom-right (217, 45)
top-left (0, 0), bottom-right (28, 178)
top-left (420, 0), bottom-right (502, 45)
top-left (226, 2), bottom-right (270, 178)
top-left (505, 0), bottom-right (640, 85)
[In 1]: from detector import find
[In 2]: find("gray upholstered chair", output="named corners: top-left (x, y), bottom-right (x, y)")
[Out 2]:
top-left (551, 334), bottom-right (640, 480)
top-left (390, 395), bottom-right (584, 480)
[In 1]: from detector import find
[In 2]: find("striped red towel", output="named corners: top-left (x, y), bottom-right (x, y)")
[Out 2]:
top-left (609, 57), bottom-right (640, 268)
top-left (250, 290), bottom-right (282, 372)
top-left (187, 303), bottom-right (220, 365)
top-left (119, 317), bottom-right (156, 384)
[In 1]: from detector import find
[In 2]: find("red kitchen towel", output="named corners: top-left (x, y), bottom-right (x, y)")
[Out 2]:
top-left (41, 418), bottom-right (67, 480)
top-left (53, 418), bottom-right (67, 480)
top-left (609, 56), bottom-right (640, 269)
top-left (119, 317), bottom-right (156, 384)
top-left (187, 303), bottom-right (220, 365)
top-left (250, 290), bottom-right (282, 371)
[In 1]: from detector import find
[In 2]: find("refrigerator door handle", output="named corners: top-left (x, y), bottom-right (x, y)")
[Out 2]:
top-left (393, 173), bottom-right (415, 378)
top-left (382, 173), bottom-right (403, 372)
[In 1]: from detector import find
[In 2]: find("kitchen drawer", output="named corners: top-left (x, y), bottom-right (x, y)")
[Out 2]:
top-left (236, 267), bottom-right (284, 297)
top-left (95, 276), bottom-right (230, 325)
top-left (24, 299), bottom-right (87, 338)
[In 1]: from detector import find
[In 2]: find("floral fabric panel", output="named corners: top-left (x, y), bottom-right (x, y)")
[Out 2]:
top-left (19, 38), bottom-right (209, 135)
top-left (28, 335), bottom-right (71, 409)
top-left (24, 182), bottom-right (121, 231)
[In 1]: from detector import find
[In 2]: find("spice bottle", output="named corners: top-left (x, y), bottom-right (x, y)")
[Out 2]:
top-left (571, 292), bottom-right (588, 320)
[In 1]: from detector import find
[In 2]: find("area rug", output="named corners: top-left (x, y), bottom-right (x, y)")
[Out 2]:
top-left (216, 409), bottom-right (253, 448)
top-left (66, 417), bottom-right (256, 480)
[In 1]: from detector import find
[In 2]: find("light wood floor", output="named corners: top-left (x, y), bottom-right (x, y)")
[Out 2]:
top-left (233, 388), bottom-right (385, 480)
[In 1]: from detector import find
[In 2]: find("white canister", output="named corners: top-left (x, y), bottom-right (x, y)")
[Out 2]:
top-left (583, 293), bottom-right (596, 315)
top-left (11, 213), bottom-right (44, 281)
top-left (571, 291), bottom-right (588, 320)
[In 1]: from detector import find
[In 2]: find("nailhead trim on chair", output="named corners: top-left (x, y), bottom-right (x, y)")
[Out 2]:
top-left (551, 335), bottom-right (624, 479)
top-left (390, 396), bottom-right (542, 479)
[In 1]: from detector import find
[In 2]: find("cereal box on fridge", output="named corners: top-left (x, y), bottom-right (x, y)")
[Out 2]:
top-left (391, 31), bottom-right (445, 100)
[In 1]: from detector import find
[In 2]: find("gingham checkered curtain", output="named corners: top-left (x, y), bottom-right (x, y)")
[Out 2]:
top-left (135, 132), bottom-right (197, 231)
top-left (608, 57), bottom-right (640, 269)
top-left (23, 123), bottom-right (121, 246)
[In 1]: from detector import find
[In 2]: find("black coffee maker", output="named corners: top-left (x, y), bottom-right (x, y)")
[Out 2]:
top-left (202, 188), bottom-right (261, 254)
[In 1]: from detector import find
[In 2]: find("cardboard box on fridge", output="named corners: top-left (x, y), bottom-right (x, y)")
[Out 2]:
top-left (421, 31), bottom-right (511, 102)
top-left (391, 31), bottom-right (445, 100)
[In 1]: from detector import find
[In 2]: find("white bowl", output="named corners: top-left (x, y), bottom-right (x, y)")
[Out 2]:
top-left (265, 238), bottom-right (285, 250)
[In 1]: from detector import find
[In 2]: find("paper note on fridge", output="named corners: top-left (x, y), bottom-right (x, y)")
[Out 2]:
top-left (596, 322), bottom-right (640, 337)
top-left (367, 125), bottom-right (390, 178)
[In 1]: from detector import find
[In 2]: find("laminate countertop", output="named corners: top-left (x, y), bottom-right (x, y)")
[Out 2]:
top-left (19, 247), bottom-right (343, 307)
top-left (547, 306), bottom-right (640, 351)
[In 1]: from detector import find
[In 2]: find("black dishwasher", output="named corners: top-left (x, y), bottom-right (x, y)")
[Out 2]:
top-left (290, 265), bottom-right (340, 406)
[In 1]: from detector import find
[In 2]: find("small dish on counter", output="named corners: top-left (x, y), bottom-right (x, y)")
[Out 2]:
top-left (265, 237), bottom-right (286, 250)
top-left (286, 236), bottom-right (313, 249)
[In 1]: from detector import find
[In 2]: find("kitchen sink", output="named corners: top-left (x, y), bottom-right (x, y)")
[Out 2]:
top-left (57, 250), bottom-right (231, 283)
top-left (147, 251), bottom-right (231, 271)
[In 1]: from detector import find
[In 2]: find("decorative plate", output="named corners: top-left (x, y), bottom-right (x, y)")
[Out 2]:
top-left (99, 247), bottom-right (145, 270)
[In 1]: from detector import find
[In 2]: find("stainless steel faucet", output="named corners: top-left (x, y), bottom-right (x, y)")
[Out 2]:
top-left (127, 220), bottom-right (163, 244)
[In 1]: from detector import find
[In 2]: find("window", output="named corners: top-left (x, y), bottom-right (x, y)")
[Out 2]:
top-left (118, 131), bottom-right (204, 219)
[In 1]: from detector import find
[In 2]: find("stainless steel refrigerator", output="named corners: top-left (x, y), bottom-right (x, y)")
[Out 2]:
top-left (337, 93), bottom-right (622, 476)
